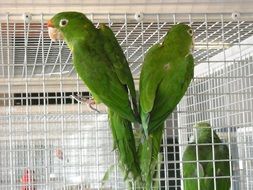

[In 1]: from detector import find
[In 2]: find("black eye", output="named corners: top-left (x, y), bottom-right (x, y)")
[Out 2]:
top-left (59, 19), bottom-right (68, 27)
top-left (188, 29), bottom-right (193, 36)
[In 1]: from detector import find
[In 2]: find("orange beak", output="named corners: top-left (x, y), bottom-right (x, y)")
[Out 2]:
top-left (47, 20), bottom-right (54, 28)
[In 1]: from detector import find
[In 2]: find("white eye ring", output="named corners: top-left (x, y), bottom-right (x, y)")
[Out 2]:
top-left (59, 19), bottom-right (68, 27)
top-left (188, 29), bottom-right (193, 36)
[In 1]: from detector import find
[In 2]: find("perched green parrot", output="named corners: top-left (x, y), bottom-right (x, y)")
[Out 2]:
top-left (138, 23), bottom-right (194, 189)
top-left (182, 122), bottom-right (231, 190)
top-left (139, 23), bottom-right (194, 137)
top-left (47, 12), bottom-right (140, 179)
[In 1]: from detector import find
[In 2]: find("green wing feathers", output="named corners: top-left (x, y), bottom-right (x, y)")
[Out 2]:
top-left (139, 44), bottom-right (163, 114)
top-left (72, 39), bottom-right (138, 123)
top-left (145, 55), bottom-right (194, 134)
top-left (99, 24), bottom-right (139, 120)
top-left (139, 44), bottom-right (164, 136)
top-left (139, 37), bottom-right (194, 136)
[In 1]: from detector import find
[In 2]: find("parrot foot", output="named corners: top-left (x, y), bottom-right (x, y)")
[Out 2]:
top-left (70, 94), bottom-right (100, 113)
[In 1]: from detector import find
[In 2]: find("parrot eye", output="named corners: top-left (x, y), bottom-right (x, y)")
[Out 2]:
top-left (59, 19), bottom-right (68, 27)
top-left (188, 29), bottom-right (193, 36)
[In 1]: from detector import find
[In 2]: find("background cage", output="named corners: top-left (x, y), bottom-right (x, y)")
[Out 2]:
top-left (0, 6), bottom-right (253, 190)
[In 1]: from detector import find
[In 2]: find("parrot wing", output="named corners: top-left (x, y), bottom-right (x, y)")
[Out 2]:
top-left (72, 41), bottom-right (137, 122)
top-left (99, 24), bottom-right (139, 118)
top-left (183, 144), bottom-right (206, 190)
top-left (183, 145), bottom-right (202, 190)
top-left (181, 54), bottom-right (194, 92)
top-left (140, 48), bottom-right (194, 135)
top-left (203, 144), bottom-right (230, 190)
top-left (213, 142), bottom-right (231, 190)
top-left (139, 44), bottom-right (164, 114)
top-left (139, 44), bottom-right (164, 136)
top-left (183, 145), bottom-right (205, 177)
top-left (147, 54), bottom-right (194, 133)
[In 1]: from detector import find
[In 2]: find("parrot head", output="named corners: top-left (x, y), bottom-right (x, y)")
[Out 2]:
top-left (47, 12), bottom-right (94, 43)
top-left (163, 23), bottom-right (194, 54)
top-left (193, 122), bottom-right (213, 143)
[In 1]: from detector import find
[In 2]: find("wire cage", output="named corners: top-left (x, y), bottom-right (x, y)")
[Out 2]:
top-left (0, 12), bottom-right (252, 190)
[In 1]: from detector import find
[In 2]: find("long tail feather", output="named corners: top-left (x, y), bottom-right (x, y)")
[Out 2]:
top-left (138, 124), bottom-right (165, 189)
top-left (140, 110), bottom-right (150, 138)
top-left (108, 109), bottom-right (141, 180)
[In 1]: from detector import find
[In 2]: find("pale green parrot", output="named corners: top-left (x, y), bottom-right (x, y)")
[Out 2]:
top-left (48, 12), bottom-right (140, 179)
top-left (182, 122), bottom-right (231, 190)
top-left (138, 23), bottom-right (194, 189)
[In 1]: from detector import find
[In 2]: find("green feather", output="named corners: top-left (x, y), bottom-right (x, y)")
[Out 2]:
top-left (99, 24), bottom-right (139, 121)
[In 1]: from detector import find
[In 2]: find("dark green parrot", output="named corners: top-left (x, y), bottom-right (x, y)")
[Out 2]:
top-left (48, 12), bottom-right (140, 179)
top-left (182, 122), bottom-right (231, 190)
top-left (138, 23), bottom-right (194, 189)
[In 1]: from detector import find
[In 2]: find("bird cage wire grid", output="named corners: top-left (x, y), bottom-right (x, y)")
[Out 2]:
top-left (0, 12), bottom-right (252, 190)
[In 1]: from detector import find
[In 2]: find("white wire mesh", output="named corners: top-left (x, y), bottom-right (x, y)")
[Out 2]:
top-left (0, 13), bottom-right (252, 189)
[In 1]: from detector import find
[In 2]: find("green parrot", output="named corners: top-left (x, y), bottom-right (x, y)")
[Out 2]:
top-left (47, 12), bottom-right (140, 179)
top-left (182, 122), bottom-right (231, 190)
top-left (138, 23), bottom-right (194, 189)
top-left (139, 23), bottom-right (194, 137)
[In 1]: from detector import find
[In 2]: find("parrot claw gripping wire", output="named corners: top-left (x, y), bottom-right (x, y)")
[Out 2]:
top-left (70, 94), bottom-right (100, 113)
